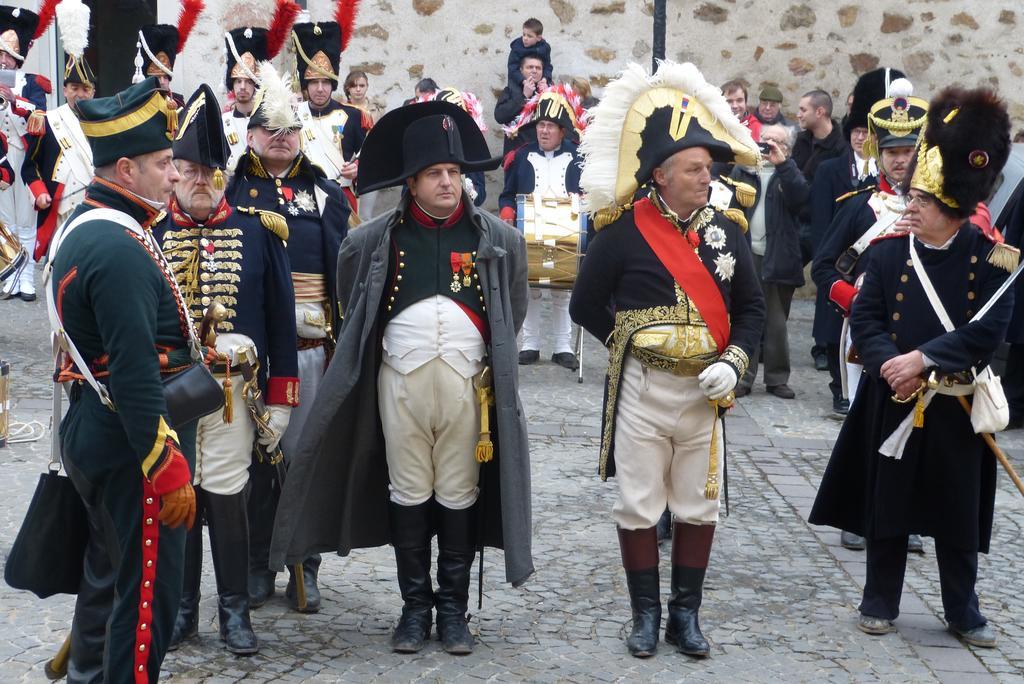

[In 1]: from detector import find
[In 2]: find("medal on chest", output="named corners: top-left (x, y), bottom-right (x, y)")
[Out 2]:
top-left (450, 251), bottom-right (475, 292)
top-left (199, 237), bottom-right (218, 272)
top-left (278, 183), bottom-right (317, 216)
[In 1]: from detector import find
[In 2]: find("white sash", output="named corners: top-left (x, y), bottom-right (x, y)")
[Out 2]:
top-left (298, 102), bottom-right (351, 187)
top-left (46, 105), bottom-right (94, 215)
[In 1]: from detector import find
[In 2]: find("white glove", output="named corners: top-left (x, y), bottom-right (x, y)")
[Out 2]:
top-left (258, 405), bottom-right (292, 453)
top-left (698, 362), bottom-right (738, 401)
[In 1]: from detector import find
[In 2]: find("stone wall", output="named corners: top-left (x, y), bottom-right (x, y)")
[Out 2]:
top-left (175, 0), bottom-right (1024, 139)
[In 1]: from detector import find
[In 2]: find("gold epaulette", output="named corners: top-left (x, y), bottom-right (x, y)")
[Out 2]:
top-left (27, 110), bottom-right (45, 136)
top-left (987, 242), bottom-right (1020, 273)
top-left (718, 176), bottom-right (757, 208)
top-left (721, 207), bottom-right (749, 233)
top-left (835, 185), bottom-right (876, 203)
top-left (594, 203), bottom-right (633, 231)
top-left (235, 206), bottom-right (289, 241)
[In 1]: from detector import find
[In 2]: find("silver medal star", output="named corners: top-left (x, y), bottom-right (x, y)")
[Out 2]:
top-left (294, 189), bottom-right (316, 212)
top-left (714, 252), bottom-right (736, 281)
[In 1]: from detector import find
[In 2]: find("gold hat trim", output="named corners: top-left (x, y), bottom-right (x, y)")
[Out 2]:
top-left (909, 141), bottom-right (959, 209)
top-left (230, 52), bottom-right (259, 82)
top-left (867, 96), bottom-right (929, 137)
top-left (535, 92), bottom-right (580, 134)
top-left (0, 29), bottom-right (20, 60)
top-left (303, 50), bottom-right (337, 82)
top-left (146, 51), bottom-right (172, 76)
top-left (64, 56), bottom-right (95, 88)
top-left (79, 91), bottom-right (176, 138)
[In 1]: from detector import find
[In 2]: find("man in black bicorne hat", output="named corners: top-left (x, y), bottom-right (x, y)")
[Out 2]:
top-left (155, 84), bottom-right (298, 656)
top-left (270, 100), bottom-right (533, 656)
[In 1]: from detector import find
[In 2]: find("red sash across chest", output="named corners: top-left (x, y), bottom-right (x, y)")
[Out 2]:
top-left (632, 197), bottom-right (730, 353)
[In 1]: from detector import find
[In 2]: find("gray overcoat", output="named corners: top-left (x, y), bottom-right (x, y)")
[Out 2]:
top-left (270, 193), bottom-right (534, 586)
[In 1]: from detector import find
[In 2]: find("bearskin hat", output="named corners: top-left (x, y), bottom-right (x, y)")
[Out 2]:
top-left (844, 67), bottom-right (905, 139)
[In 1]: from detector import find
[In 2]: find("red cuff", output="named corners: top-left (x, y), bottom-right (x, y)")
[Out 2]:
top-left (148, 442), bottom-right (192, 496)
top-left (266, 376), bottom-right (300, 406)
top-left (10, 98), bottom-right (30, 117)
top-left (829, 280), bottom-right (858, 315)
top-left (28, 179), bottom-right (46, 199)
top-left (499, 206), bottom-right (516, 222)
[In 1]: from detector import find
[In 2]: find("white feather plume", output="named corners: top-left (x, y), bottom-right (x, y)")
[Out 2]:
top-left (57, 0), bottom-right (91, 58)
top-left (887, 77), bottom-right (914, 99)
top-left (580, 60), bottom-right (759, 213)
top-left (252, 60), bottom-right (301, 131)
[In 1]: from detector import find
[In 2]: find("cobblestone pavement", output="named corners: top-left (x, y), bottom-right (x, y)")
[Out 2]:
top-left (2, 275), bottom-right (1024, 682)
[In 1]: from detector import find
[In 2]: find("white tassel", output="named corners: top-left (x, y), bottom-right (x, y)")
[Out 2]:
top-left (132, 40), bottom-right (144, 84)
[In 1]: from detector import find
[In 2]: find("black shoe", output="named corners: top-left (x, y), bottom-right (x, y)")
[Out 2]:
top-left (169, 518), bottom-right (204, 651)
top-left (949, 622), bottom-right (996, 648)
top-left (734, 385), bottom-right (751, 398)
top-left (833, 397), bottom-right (850, 415)
top-left (390, 501), bottom-right (434, 653)
top-left (907, 534), bottom-right (925, 554)
top-left (814, 353), bottom-right (828, 371)
top-left (551, 352), bottom-right (580, 371)
top-left (18, 291), bottom-right (36, 302)
top-left (840, 530), bottom-right (866, 550)
top-left (206, 491), bottom-right (260, 655)
top-left (435, 502), bottom-right (476, 655)
top-left (286, 555), bottom-right (322, 613)
top-left (665, 523), bottom-right (714, 658)
top-left (767, 384), bottom-right (796, 399)
top-left (248, 570), bottom-right (276, 608)
top-left (858, 613), bottom-right (896, 635)
top-left (518, 349), bottom-right (539, 365)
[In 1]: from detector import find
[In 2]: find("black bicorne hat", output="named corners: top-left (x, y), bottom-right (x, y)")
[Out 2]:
top-left (634, 104), bottom-right (736, 188)
top-left (844, 67), bottom-right (905, 139)
top-left (291, 21), bottom-right (340, 91)
top-left (173, 83), bottom-right (230, 189)
top-left (0, 6), bottom-right (39, 63)
top-left (357, 100), bottom-right (500, 194)
top-left (225, 27), bottom-right (268, 92)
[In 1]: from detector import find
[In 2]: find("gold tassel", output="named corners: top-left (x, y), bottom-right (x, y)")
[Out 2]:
top-left (722, 207), bottom-right (749, 233)
top-left (27, 110), bottom-right (45, 136)
top-left (987, 242), bottom-right (1020, 273)
top-left (704, 400), bottom-right (721, 500)
top-left (475, 383), bottom-right (494, 463)
top-left (221, 353), bottom-right (233, 423)
top-left (165, 95), bottom-right (179, 139)
top-left (212, 168), bottom-right (225, 191)
top-left (594, 203), bottom-right (629, 231)
top-left (913, 392), bottom-right (926, 429)
top-left (732, 181), bottom-right (756, 208)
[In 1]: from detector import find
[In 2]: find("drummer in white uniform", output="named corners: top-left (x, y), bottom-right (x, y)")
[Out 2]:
top-left (499, 85), bottom-right (586, 370)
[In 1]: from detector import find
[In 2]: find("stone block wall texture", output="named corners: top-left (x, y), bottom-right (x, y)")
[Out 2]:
top-left (174, 1), bottom-right (1024, 146)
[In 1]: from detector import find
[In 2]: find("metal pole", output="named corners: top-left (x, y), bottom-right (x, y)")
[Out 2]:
top-left (652, 0), bottom-right (667, 73)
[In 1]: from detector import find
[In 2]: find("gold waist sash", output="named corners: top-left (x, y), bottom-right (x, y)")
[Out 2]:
top-left (292, 272), bottom-right (327, 304)
top-left (621, 316), bottom-right (719, 376)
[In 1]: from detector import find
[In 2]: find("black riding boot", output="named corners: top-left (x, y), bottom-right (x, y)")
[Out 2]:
top-left (246, 463), bottom-right (278, 607)
top-left (169, 498), bottom-right (205, 651)
top-left (435, 501), bottom-right (476, 655)
top-left (618, 526), bottom-right (661, 658)
top-left (286, 553), bottom-right (322, 612)
top-left (665, 522), bottom-right (714, 657)
top-left (207, 491), bottom-right (259, 655)
top-left (389, 500), bottom-right (434, 653)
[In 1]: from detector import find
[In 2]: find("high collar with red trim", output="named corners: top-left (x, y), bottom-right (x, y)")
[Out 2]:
top-left (409, 199), bottom-right (466, 229)
top-left (878, 173), bottom-right (897, 195)
top-left (169, 195), bottom-right (232, 228)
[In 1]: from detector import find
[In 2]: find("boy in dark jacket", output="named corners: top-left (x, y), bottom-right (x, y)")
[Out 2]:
top-left (506, 18), bottom-right (553, 90)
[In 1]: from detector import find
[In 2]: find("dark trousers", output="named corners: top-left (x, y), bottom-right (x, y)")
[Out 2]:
top-left (826, 342), bottom-right (843, 401)
top-left (1004, 342), bottom-right (1024, 421)
top-left (860, 536), bottom-right (985, 630)
top-left (61, 389), bottom-right (191, 683)
top-left (743, 255), bottom-right (794, 388)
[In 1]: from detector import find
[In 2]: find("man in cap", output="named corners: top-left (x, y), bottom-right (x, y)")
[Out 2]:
top-left (570, 61), bottom-right (765, 659)
top-left (499, 85), bottom-right (586, 370)
top-left (291, 19), bottom-right (365, 213)
top-left (155, 84), bottom-right (297, 655)
top-left (227, 62), bottom-right (350, 614)
top-left (754, 85), bottom-right (789, 127)
top-left (269, 100), bottom-right (533, 656)
top-left (812, 74), bottom-right (924, 417)
top-left (47, 75), bottom-right (196, 682)
top-left (0, 3), bottom-right (53, 301)
top-left (809, 68), bottom-right (899, 412)
top-left (222, 4), bottom-right (300, 170)
top-left (22, 0), bottom-right (94, 265)
top-left (810, 86), bottom-right (1016, 649)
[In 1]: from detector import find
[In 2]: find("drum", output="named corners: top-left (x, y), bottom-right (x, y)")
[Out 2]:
top-left (515, 193), bottom-right (587, 289)
top-left (0, 221), bottom-right (26, 286)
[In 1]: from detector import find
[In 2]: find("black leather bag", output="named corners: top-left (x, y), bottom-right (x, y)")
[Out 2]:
top-left (4, 470), bottom-right (89, 598)
top-left (163, 362), bottom-right (224, 428)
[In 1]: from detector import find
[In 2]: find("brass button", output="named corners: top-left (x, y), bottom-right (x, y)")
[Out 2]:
top-left (146, 560), bottom-right (153, 568)
top-left (139, 666), bottom-right (145, 672)
top-left (145, 497), bottom-right (153, 505)
top-left (139, 644), bottom-right (146, 652)
top-left (396, 274), bottom-right (403, 281)
top-left (201, 296), bottom-right (211, 306)
top-left (249, 188), bottom-right (258, 198)
top-left (399, 262), bottom-right (405, 268)
top-left (142, 601), bottom-right (149, 609)
top-left (969, 273), bottom-right (975, 280)
top-left (900, 274), bottom-right (909, 283)
top-left (890, 333), bottom-right (897, 341)
top-left (145, 518), bottom-right (153, 526)
top-left (893, 312), bottom-right (901, 321)
top-left (387, 305), bottom-right (392, 311)
top-left (967, 291), bottom-right (976, 300)
top-left (399, 250), bottom-right (406, 257)
top-left (389, 296), bottom-right (395, 302)
top-left (275, 179), bottom-right (282, 187)
top-left (201, 285), bottom-right (211, 294)
top-left (145, 539), bottom-right (152, 547)
top-left (140, 623), bottom-right (147, 631)
top-left (971, 256), bottom-right (978, 264)
top-left (906, 259), bottom-right (913, 267)
top-left (144, 580), bottom-right (151, 588)
top-left (895, 293), bottom-right (904, 301)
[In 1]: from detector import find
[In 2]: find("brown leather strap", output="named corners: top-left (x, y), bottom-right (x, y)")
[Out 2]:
top-left (617, 526), bottom-right (659, 571)
top-left (672, 522), bottom-right (716, 569)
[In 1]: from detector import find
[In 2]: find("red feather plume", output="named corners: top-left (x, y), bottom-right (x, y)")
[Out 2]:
top-left (336, 0), bottom-right (362, 52)
top-left (32, 0), bottom-right (59, 41)
top-left (266, 0), bottom-right (301, 59)
top-left (176, 0), bottom-right (205, 54)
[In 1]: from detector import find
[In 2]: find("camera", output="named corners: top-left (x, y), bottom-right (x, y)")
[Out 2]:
top-left (757, 141), bottom-right (772, 155)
